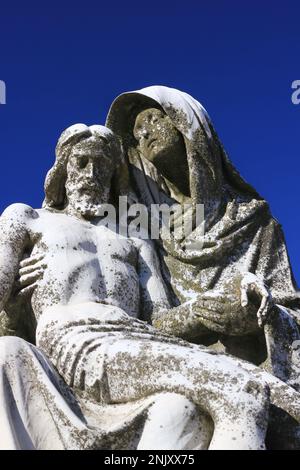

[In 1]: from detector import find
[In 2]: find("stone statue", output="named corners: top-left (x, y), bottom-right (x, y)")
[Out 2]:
top-left (106, 86), bottom-right (300, 377)
top-left (0, 107), bottom-right (300, 450)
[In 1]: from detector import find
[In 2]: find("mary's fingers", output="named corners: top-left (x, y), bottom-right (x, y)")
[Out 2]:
top-left (240, 285), bottom-right (248, 307)
top-left (194, 309), bottom-right (225, 325)
top-left (194, 315), bottom-right (227, 334)
top-left (19, 261), bottom-right (47, 277)
top-left (17, 282), bottom-right (39, 298)
top-left (258, 308), bottom-right (269, 328)
top-left (197, 295), bottom-right (227, 304)
top-left (19, 254), bottom-right (44, 269)
top-left (195, 300), bottom-right (226, 313)
top-left (252, 280), bottom-right (269, 299)
top-left (257, 295), bottom-right (268, 315)
top-left (257, 297), bottom-right (273, 327)
top-left (19, 269), bottom-right (44, 287)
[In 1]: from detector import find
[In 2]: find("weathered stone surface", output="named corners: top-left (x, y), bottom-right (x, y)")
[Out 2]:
top-left (0, 88), bottom-right (299, 449)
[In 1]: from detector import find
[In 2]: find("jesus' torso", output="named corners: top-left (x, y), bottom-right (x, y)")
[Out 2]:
top-left (25, 209), bottom-right (141, 320)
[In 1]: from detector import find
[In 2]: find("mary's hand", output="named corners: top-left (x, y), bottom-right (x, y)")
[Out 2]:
top-left (191, 293), bottom-right (239, 334)
top-left (191, 272), bottom-right (275, 335)
top-left (1, 254), bottom-right (45, 342)
top-left (13, 254), bottom-right (46, 299)
top-left (240, 272), bottom-right (274, 328)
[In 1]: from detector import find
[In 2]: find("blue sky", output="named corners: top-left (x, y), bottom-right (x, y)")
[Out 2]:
top-left (0, 0), bottom-right (299, 282)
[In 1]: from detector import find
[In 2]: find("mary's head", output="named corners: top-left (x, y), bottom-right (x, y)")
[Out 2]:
top-left (133, 107), bottom-right (190, 197)
top-left (133, 107), bottom-right (185, 165)
top-left (106, 86), bottom-right (261, 215)
top-left (106, 86), bottom-right (214, 204)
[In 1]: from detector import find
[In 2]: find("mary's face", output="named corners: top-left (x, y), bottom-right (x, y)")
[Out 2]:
top-left (133, 108), bottom-right (184, 165)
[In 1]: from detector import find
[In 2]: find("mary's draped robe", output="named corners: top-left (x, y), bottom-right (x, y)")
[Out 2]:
top-left (107, 85), bottom-right (300, 384)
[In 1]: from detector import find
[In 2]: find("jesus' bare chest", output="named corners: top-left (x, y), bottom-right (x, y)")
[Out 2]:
top-left (27, 210), bottom-right (140, 317)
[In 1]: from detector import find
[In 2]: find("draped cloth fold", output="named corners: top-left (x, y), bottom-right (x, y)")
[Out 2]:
top-left (106, 85), bottom-right (300, 378)
top-left (0, 305), bottom-right (212, 450)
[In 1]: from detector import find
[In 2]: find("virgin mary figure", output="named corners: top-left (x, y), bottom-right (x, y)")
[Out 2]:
top-left (106, 85), bottom-right (300, 390)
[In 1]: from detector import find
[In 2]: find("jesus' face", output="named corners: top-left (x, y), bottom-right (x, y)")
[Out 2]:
top-left (65, 137), bottom-right (115, 219)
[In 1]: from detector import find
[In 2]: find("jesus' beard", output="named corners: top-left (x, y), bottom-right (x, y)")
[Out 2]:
top-left (66, 189), bottom-right (110, 219)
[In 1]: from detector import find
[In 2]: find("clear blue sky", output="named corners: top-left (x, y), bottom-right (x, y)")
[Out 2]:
top-left (0, 1), bottom-right (299, 282)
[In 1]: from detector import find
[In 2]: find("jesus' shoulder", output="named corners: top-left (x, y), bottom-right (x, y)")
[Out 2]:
top-left (0, 204), bottom-right (171, 322)
top-left (0, 203), bottom-right (39, 312)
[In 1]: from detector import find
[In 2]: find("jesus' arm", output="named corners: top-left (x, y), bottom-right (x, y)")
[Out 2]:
top-left (0, 203), bottom-right (33, 312)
